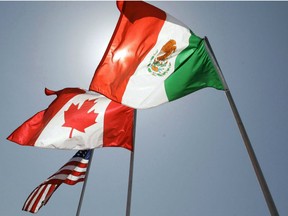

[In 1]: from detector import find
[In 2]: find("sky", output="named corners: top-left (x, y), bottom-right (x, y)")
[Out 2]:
top-left (1, 1), bottom-right (288, 216)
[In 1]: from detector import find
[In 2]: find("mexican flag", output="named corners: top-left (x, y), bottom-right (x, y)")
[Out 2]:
top-left (7, 88), bottom-right (134, 151)
top-left (89, 1), bottom-right (224, 109)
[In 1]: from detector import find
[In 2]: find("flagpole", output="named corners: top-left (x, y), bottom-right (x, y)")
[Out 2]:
top-left (126, 109), bottom-right (137, 216)
top-left (76, 149), bottom-right (95, 216)
top-left (204, 37), bottom-right (279, 216)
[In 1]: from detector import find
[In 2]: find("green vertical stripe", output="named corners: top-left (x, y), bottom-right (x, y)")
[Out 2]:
top-left (164, 34), bottom-right (224, 101)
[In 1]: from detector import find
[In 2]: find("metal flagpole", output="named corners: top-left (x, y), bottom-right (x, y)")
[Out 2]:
top-left (204, 37), bottom-right (279, 216)
top-left (126, 109), bottom-right (137, 216)
top-left (76, 149), bottom-right (95, 216)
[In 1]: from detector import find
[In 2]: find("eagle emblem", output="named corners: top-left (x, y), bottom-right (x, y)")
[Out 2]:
top-left (147, 39), bottom-right (176, 77)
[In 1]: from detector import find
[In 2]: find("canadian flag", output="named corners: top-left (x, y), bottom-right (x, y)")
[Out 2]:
top-left (7, 88), bottom-right (134, 151)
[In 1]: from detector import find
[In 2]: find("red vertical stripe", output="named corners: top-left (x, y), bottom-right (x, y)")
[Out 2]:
top-left (23, 186), bottom-right (40, 211)
top-left (41, 184), bottom-right (58, 207)
top-left (89, 1), bottom-right (166, 102)
top-left (103, 101), bottom-right (134, 151)
top-left (8, 110), bottom-right (46, 146)
top-left (30, 184), bottom-right (48, 213)
top-left (7, 88), bottom-right (85, 146)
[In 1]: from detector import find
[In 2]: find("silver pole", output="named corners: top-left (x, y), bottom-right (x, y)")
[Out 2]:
top-left (126, 109), bottom-right (137, 216)
top-left (204, 37), bottom-right (279, 216)
top-left (76, 149), bottom-right (95, 216)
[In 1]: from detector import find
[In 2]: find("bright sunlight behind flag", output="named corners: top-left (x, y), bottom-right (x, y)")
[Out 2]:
top-left (22, 150), bottom-right (91, 213)
top-left (89, 1), bottom-right (224, 109)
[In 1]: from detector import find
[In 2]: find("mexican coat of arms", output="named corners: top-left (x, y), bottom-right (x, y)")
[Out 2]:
top-left (147, 39), bottom-right (177, 77)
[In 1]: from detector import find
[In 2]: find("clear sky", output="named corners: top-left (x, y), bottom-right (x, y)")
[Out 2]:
top-left (1, 1), bottom-right (288, 216)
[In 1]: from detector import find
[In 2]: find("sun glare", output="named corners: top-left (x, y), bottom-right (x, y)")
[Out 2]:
top-left (113, 48), bottom-right (129, 62)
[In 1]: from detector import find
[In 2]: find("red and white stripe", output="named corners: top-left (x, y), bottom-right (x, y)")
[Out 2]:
top-left (22, 153), bottom-right (89, 213)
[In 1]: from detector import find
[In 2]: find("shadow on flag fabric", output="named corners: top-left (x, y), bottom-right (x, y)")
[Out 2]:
top-left (22, 150), bottom-right (92, 213)
top-left (7, 88), bottom-right (134, 151)
top-left (89, 0), bottom-right (224, 109)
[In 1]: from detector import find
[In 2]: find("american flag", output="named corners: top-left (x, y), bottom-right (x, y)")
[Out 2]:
top-left (22, 150), bottom-right (92, 213)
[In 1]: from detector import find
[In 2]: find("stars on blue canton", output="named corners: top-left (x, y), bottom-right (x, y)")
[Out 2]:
top-left (74, 150), bottom-right (91, 160)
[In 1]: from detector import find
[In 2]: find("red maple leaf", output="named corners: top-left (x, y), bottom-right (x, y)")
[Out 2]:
top-left (62, 99), bottom-right (98, 138)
